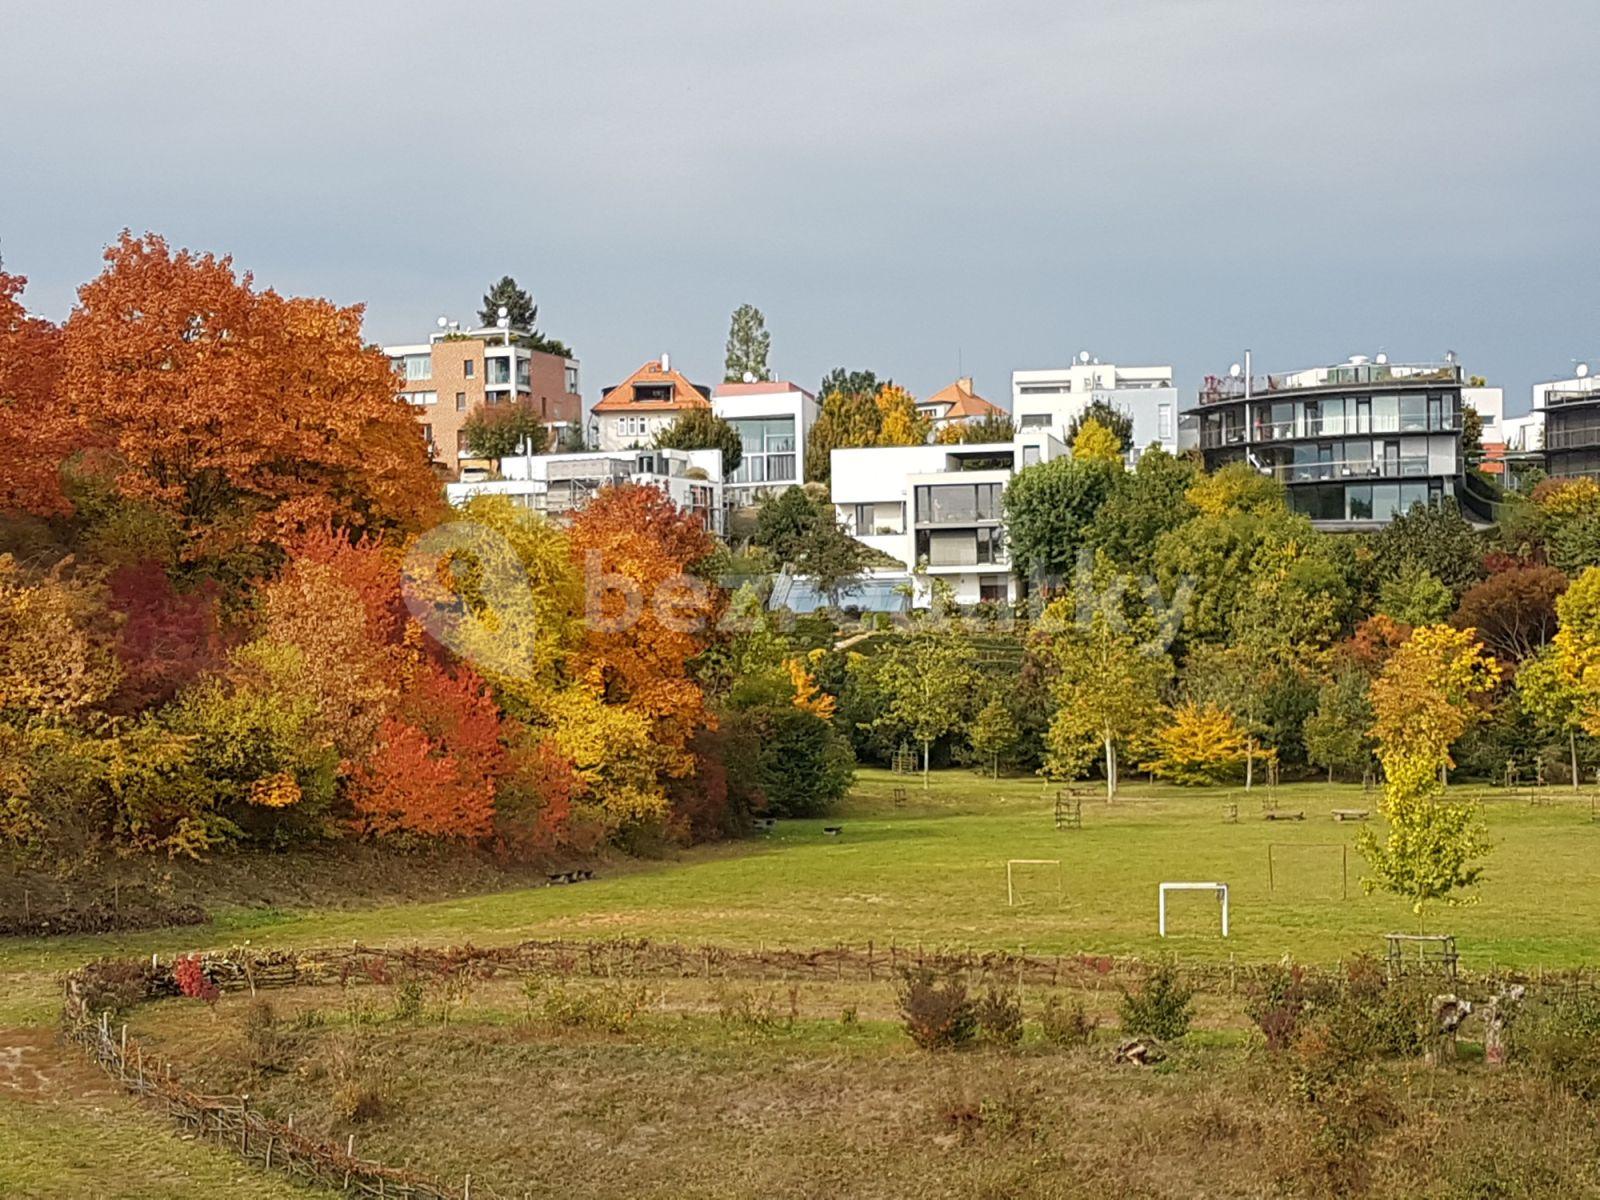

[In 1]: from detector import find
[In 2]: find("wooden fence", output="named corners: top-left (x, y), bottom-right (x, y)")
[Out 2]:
top-left (62, 937), bottom-right (1600, 1198)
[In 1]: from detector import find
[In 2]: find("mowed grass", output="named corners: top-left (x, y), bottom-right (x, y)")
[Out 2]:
top-left (4, 770), bottom-right (1600, 1028)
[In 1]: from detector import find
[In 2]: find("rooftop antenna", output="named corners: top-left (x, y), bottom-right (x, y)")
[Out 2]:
top-left (1228, 363), bottom-right (1242, 378)
top-left (1078, 350), bottom-right (1091, 364)
top-left (1445, 349), bottom-right (1458, 365)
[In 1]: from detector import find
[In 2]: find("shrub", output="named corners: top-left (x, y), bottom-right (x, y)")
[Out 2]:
top-left (896, 967), bottom-right (976, 1050)
top-left (172, 953), bottom-right (220, 1006)
top-left (74, 957), bottom-right (155, 1017)
top-left (331, 1079), bottom-right (385, 1124)
top-left (1245, 963), bottom-right (1330, 1052)
top-left (240, 998), bottom-right (284, 1071)
top-left (1512, 989), bottom-right (1600, 1099)
top-left (1038, 995), bottom-right (1097, 1047)
top-left (974, 984), bottom-right (1023, 1046)
top-left (391, 979), bottom-right (424, 1022)
top-left (524, 978), bottom-right (650, 1034)
top-left (1118, 960), bottom-right (1193, 1042)
top-left (715, 984), bottom-right (797, 1034)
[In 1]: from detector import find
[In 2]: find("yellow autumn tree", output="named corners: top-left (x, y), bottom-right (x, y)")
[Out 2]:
top-left (1071, 417), bottom-right (1123, 466)
top-left (1551, 566), bottom-right (1600, 735)
top-left (1359, 623), bottom-right (1500, 921)
top-left (1141, 701), bottom-right (1256, 785)
top-left (875, 385), bottom-right (931, 447)
top-left (784, 652), bottom-right (837, 720)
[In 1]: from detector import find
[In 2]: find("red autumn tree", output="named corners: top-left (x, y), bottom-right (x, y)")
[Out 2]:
top-left (1451, 564), bottom-right (1567, 666)
top-left (106, 562), bottom-right (223, 714)
top-left (60, 233), bottom-right (442, 570)
top-left (566, 484), bottom-right (719, 781)
top-left (1344, 613), bottom-right (1412, 676)
top-left (0, 269), bottom-right (72, 515)
top-left (349, 664), bottom-right (506, 841)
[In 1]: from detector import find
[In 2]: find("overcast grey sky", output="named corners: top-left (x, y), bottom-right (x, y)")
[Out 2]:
top-left (2, 1), bottom-right (1595, 414)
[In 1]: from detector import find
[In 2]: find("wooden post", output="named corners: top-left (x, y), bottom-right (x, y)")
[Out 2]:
top-left (866, 940), bottom-right (874, 982)
top-left (463, 1174), bottom-right (472, 1199)
top-left (241, 1096), bottom-right (250, 1154)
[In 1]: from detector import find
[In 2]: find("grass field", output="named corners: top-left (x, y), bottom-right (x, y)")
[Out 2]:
top-left (5, 767), bottom-right (1600, 1197)
top-left (5, 769), bottom-right (1600, 1026)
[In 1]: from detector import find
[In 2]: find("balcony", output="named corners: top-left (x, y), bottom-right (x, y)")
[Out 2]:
top-left (1274, 455), bottom-right (1436, 484)
top-left (1198, 361), bottom-right (1462, 405)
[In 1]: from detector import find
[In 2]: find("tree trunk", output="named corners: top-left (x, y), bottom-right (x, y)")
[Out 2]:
top-left (1571, 728), bottom-right (1580, 792)
top-left (1245, 740), bottom-right (1255, 790)
top-left (1328, 764), bottom-right (1335, 784)
top-left (922, 740), bottom-right (930, 790)
top-left (1104, 736), bottom-right (1118, 801)
top-left (991, 753), bottom-right (998, 780)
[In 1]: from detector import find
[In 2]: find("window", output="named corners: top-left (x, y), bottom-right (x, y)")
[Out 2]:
top-left (1022, 445), bottom-right (1041, 467)
top-left (456, 392), bottom-right (467, 412)
top-left (979, 576), bottom-right (1009, 604)
top-left (486, 358), bottom-right (511, 386)
top-left (1157, 403), bottom-right (1173, 440)
top-left (516, 358), bottom-right (530, 387)
top-left (420, 424), bottom-right (433, 447)
top-left (464, 359), bottom-right (475, 379)
top-left (399, 354), bottom-right (431, 381)
top-left (564, 365), bottom-right (579, 394)
top-left (853, 504), bottom-right (873, 534)
top-left (1018, 414), bottom-right (1051, 430)
top-left (404, 391), bottom-right (437, 406)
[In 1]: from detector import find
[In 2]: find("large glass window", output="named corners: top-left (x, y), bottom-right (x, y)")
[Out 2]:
top-left (400, 354), bottom-right (431, 381)
top-left (915, 483), bottom-right (1002, 524)
top-left (1400, 395), bottom-right (1428, 432)
top-left (728, 417), bottom-right (797, 485)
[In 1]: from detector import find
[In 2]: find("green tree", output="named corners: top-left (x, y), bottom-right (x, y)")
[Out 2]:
top-left (752, 487), bottom-right (868, 605)
top-left (653, 408), bottom-right (743, 472)
top-left (954, 412), bottom-right (1015, 444)
top-left (1369, 500), bottom-right (1483, 600)
top-left (1066, 400), bottom-right (1132, 451)
top-left (1303, 668), bottom-right (1375, 783)
top-left (460, 399), bottom-right (550, 460)
top-left (863, 633), bottom-right (978, 788)
top-left (1377, 563), bottom-right (1453, 627)
top-left (1516, 645), bottom-right (1587, 790)
top-left (817, 368), bottom-right (886, 404)
top-left (723, 303), bottom-right (772, 383)
top-left (477, 275), bottom-right (572, 357)
top-left (1002, 457), bottom-right (1118, 585)
top-left (1085, 447), bottom-right (1199, 574)
top-left (1044, 602), bottom-right (1171, 799)
top-left (1461, 405), bottom-right (1484, 463)
top-left (968, 693), bottom-right (1019, 778)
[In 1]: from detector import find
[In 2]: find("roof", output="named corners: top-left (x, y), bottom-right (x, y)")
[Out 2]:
top-left (711, 380), bottom-right (815, 400)
top-left (923, 377), bottom-right (1005, 420)
top-left (593, 359), bottom-right (713, 414)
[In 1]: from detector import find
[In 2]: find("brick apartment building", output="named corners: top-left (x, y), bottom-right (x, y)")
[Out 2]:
top-left (385, 324), bottom-right (581, 476)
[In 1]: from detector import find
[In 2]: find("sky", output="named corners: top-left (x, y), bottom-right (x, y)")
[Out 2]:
top-left (2, 1), bottom-right (1596, 417)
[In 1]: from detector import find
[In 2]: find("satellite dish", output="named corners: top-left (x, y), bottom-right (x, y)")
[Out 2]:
top-left (497, 305), bottom-right (509, 320)
top-left (1078, 350), bottom-right (1091, 364)
top-left (1229, 363), bottom-right (1242, 378)
top-left (1376, 352), bottom-right (1389, 365)
top-left (496, 317), bottom-right (509, 329)
top-left (436, 316), bottom-right (449, 329)
top-left (742, 371), bottom-right (755, 384)
top-left (1578, 363), bottom-right (1592, 379)
top-left (1445, 349), bottom-right (1458, 365)
top-left (1349, 354), bottom-right (1369, 365)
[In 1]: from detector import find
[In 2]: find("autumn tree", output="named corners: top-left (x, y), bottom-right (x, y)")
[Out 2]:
top-left (0, 557), bottom-right (120, 723)
top-left (1516, 646), bottom-right (1587, 790)
top-left (969, 693), bottom-right (1019, 778)
top-left (1358, 624), bottom-right (1499, 922)
top-left (1141, 701), bottom-right (1253, 785)
top-left (61, 233), bottom-right (442, 573)
top-left (567, 483), bottom-right (719, 793)
top-left (805, 388), bottom-right (881, 483)
top-left (875, 384), bottom-right (930, 447)
top-left (1451, 565), bottom-right (1566, 665)
top-left (723, 303), bottom-right (772, 383)
top-left (1377, 563), bottom-right (1453, 628)
top-left (461, 399), bottom-right (551, 460)
top-left (654, 408), bottom-right (743, 472)
top-left (949, 412), bottom-right (1015, 444)
top-left (1071, 416), bottom-right (1124, 465)
top-left (1044, 601), bottom-right (1171, 799)
top-left (0, 268), bottom-right (71, 515)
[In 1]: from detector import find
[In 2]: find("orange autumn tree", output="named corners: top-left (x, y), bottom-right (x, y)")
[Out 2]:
top-left (0, 268), bottom-right (72, 515)
top-left (566, 483), bottom-right (719, 793)
top-left (61, 233), bottom-right (442, 570)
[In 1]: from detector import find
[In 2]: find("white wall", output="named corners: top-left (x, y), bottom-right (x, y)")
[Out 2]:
top-left (712, 386), bottom-right (818, 495)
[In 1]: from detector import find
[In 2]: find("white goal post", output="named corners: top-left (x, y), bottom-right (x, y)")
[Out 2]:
top-left (1007, 859), bottom-right (1063, 907)
top-left (1158, 881), bottom-right (1229, 938)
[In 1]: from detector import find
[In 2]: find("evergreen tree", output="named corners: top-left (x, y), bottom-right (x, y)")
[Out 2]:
top-left (477, 275), bottom-right (572, 357)
top-left (654, 408), bottom-right (743, 472)
top-left (724, 303), bottom-right (772, 383)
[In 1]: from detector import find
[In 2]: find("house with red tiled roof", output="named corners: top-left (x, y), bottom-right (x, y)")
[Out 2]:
top-left (917, 377), bottom-right (1007, 430)
top-left (590, 355), bottom-right (712, 450)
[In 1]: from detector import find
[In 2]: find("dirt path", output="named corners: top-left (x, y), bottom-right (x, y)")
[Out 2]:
top-left (0, 1028), bottom-right (113, 1103)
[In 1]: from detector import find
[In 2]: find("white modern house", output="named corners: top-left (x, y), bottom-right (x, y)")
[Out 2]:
top-left (829, 432), bottom-right (1067, 607)
top-left (711, 380), bottom-right (818, 501)
top-left (1011, 357), bottom-right (1177, 460)
top-left (445, 447), bottom-right (726, 533)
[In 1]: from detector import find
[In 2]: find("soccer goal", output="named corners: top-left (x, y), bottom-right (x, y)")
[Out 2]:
top-left (1006, 859), bottom-right (1064, 907)
top-left (1158, 881), bottom-right (1229, 938)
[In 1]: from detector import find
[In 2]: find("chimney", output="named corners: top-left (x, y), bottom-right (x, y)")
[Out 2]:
top-left (958, 376), bottom-right (974, 393)
top-left (660, 352), bottom-right (671, 373)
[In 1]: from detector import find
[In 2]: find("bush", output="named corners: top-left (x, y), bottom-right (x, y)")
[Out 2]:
top-left (73, 957), bottom-right (156, 1017)
top-left (523, 978), bottom-right (651, 1034)
top-left (1512, 989), bottom-right (1600, 1099)
top-left (974, 984), bottom-right (1023, 1046)
top-left (897, 967), bottom-right (976, 1050)
top-left (240, 998), bottom-right (285, 1071)
top-left (1118, 960), bottom-right (1193, 1042)
top-left (715, 984), bottom-right (798, 1034)
top-left (391, 979), bottom-right (424, 1022)
top-left (1038, 995), bottom-right (1097, 1047)
top-left (1245, 963), bottom-right (1330, 1052)
top-left (331, 1079), bottom-right (385, 1124)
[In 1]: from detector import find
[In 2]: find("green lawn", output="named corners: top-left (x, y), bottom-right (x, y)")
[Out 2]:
top-left (5, 770), bottom-right (1599, 1029)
